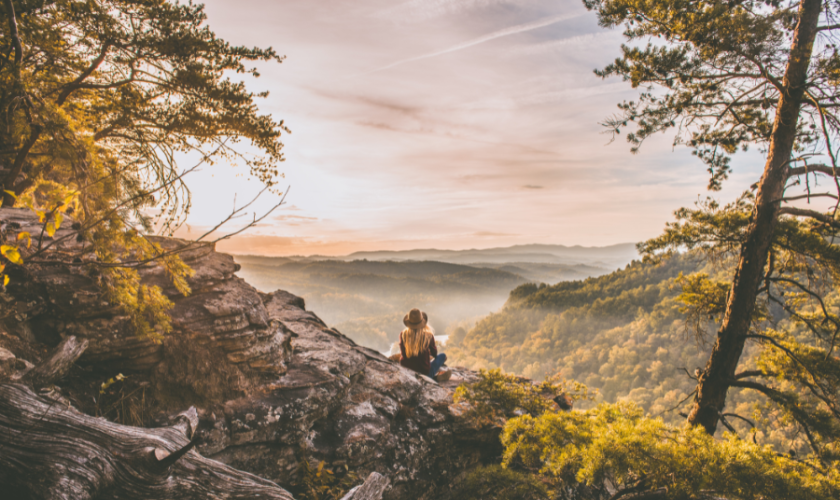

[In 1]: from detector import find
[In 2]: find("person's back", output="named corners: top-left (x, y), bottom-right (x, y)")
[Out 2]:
top-left (399, 308), bottom-right (450, 382)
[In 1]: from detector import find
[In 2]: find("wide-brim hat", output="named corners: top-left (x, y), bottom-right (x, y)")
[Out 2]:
top-left (403, 308), bottom-right (428, 329)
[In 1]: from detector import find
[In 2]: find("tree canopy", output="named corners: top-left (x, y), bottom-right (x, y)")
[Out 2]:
top-left (449, 1), bottom-right (840, 497)
top-left (0, 0), bottom-right (288, 338)
top-left (584, 0), bottom-right (840, 436)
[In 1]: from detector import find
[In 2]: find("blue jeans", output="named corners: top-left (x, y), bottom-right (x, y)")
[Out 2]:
top-left (429, 353), bottom-right (447, 378)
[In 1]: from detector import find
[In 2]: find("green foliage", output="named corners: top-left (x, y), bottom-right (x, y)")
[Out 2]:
top-left (450, 464), bottom-right (551, 500)
top-left (292, 449), bottom-right (357, 500)
top-left (101, 267), bottom-right (173, 342)
top-left (448, 254), bottom-right (709, 405)
top-left (639, 195), bottom-right (753, 262)
top-left (585, 0), bottom-right (840, 438)
top-left (456, 371), bottom-right (840, 499)
top-left (503, 401), bottom-right (840, 500)
top-left (0, 0), bottom-right (286, 339)
top-left (453, 368), bottom-right (594, 426)
top-left (674, 272), bottom-right (730, 342)
top-left (582, 0), bottom-right (835, 190)
top-left (634, 176), bottom-right (840, 457)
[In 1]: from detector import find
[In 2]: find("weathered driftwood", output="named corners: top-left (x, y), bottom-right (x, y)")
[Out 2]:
top-left (0, 384), bottom-right (294, 500)
top-left (340, 472), bottom-right (390, 500)
top-left (20, 335), bottom-right (87, 388)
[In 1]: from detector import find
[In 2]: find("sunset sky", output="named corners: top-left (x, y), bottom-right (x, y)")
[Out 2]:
top-left (178, 0), bottom-right (769, 256)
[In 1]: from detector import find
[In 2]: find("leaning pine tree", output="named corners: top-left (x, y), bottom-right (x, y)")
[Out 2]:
top-left (454, 1), bottom-right (840, 498)
top-left (586, 0), bottom-right (840, 438)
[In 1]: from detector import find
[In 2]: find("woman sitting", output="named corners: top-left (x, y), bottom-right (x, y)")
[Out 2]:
top-left (399, 308), bottom-right (451, 382)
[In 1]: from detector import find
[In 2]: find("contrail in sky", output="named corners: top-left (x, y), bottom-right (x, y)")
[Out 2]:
top-left (360, 13), bottom-right (581, 76)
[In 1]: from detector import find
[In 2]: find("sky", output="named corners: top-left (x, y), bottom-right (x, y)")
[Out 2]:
top-left (175, 0), bottom-right (769, 256)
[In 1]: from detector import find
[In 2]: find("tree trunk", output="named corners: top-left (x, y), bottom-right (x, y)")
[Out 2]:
top-left (20, 335), bottom-right (88, 388)
top-left (0, 383), bottom-right (294, 500)
top-left (687, 0), bottom-right (823, 434)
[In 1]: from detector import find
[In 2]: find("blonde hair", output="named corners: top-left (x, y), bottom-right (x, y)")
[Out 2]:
top-left (401, 325), bottom-right (435, 358)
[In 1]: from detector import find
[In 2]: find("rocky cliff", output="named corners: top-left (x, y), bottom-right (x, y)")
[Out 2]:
top-left (0, 208), bottom-right (500, 500)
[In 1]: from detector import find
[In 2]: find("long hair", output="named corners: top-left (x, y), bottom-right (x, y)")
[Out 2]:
top-left (401, 324), bottom-right (435, 358)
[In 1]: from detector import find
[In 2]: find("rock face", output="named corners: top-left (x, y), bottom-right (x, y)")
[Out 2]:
top-left (201, 291), bottom-right (498, 499)
top-left (0, 207), bottom-right (499, 500)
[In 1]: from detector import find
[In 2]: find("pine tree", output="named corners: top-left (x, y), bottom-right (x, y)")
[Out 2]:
top-left (586, 0), bottom-right (840, 436)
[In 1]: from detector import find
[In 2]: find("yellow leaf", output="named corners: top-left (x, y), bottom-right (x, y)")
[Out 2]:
top-left (0, 246), bottom-right (22, 265)
top-left (55, 212), bottom-right (63, 230)
top-left (17, 232), bottom-right (31, 249)
top-left (3, 190), bottom-right (16, 199)
top-left (0, 264), bottom-right (5, 273)
top-left (3, 275), bottom-right (8, 287)
top-left (45, 222), bottom-right (56, 237)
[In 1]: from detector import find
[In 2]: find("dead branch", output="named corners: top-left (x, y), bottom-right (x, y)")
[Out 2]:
top-left (0, 384), bottom-right (293, 499)
top-left (21, 336), bottom-right (88, 388)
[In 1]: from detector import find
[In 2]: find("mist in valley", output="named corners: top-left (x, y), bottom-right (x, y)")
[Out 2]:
top-left (233, 243), bottom-right (637, 353)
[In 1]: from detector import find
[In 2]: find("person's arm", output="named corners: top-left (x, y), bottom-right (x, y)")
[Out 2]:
top-left (428, 335), bottom-right (437, 359)
top-left (399, 332), bottom-right (407, 359)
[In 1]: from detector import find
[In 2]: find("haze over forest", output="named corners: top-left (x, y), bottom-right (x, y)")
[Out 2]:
top-left (234, 242), bottom-right (637, 352)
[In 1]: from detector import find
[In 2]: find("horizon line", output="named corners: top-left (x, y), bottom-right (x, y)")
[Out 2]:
top-left (222, 240), bottom-right (640, 259)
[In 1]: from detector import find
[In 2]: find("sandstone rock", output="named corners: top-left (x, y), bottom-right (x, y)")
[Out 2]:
top-left (0, 207), bottom-right (499, 500)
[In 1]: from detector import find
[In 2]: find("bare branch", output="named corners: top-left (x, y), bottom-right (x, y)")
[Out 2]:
top-left (778, 192), bottom-right (839, 202)
top-left (3, 0), bottom-right (22, 68)
top-left (733, 370), bottom-right (768, 379)
top-left (787, 163), bottom-right (838, 177)
top-left (778, 206), bottom-right (840, 228)
top-left (55, 43), bottom-right (111, 106)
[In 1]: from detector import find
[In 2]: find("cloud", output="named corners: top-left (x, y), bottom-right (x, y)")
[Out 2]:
top-left (273, 214), bottom-right (319, 227)
top-left (522, 184), bottom-right (543, 189)
top-left (505, 33), bottom-right (602, 56)
top-left (307, 88), bottom-right (422, 116)
top-left (273, 214), bottom-right (319, 222)
top-left (376, 0), bottom-right (533, 24)
top-left (360, 12), bottom-right (582, 75)
top-left (472, 231), bottom-right (518, 237)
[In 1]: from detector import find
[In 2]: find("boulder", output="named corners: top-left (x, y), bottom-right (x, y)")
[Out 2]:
top-left (0, 207), bottom-right (499, 500)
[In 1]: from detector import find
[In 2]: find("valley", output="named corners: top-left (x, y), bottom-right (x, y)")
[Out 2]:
top-left (233, 243), bottom-right (636, 353)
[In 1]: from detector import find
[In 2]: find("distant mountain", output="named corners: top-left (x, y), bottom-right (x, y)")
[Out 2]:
top-left (330, 243), bottom-right (638, 268)
top-left (231, 243), bottom-right (639, 353)
top-left (232, 257), bottom-right (529, 352)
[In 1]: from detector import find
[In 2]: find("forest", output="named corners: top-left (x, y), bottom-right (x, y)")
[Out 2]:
top-left (233, 252), bottom-right (622, 352)
top-left (234, 256), bottom-right (528, 351)
top-left (2, 0), bottom-right (840, 499)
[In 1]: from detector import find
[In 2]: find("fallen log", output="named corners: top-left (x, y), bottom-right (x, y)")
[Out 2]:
top-left (20, 335), bottom-right (88, 388)
top-left (0, 383), bottom-right (294, 500)
top-left (340, 472), bottom-right (390, 500)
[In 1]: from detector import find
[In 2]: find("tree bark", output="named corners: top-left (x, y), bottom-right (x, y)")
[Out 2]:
top-left (340, 472), bottom-right (390, 500)
top-left (21, 335), bottom-right (88, 388)
top-left (0, 383), bottom-right (294, 500)
top-left (686, 0), bottom-right (824, 434)
top-left (2, 125), bottom-right (42, 206)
